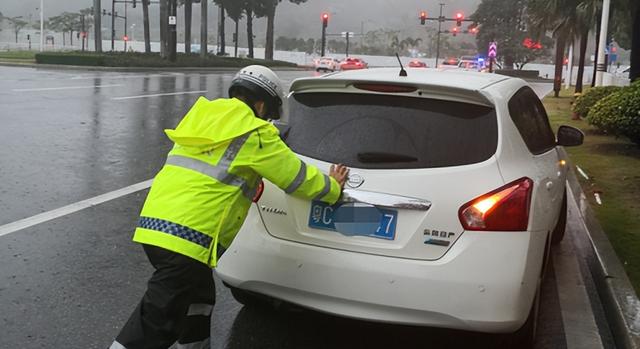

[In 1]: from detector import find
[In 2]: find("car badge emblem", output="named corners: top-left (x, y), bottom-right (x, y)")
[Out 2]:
top-left (346, 174), bottom-right (365, 189)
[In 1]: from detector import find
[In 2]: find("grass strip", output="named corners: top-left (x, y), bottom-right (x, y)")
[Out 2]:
top-left (543, 88), bottom-right (640, 295)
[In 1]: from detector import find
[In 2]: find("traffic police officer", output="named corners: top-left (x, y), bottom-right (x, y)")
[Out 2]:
top-left (110, 65), bottom-right (349, 349)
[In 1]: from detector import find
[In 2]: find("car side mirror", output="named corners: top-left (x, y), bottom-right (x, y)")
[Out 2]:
top-left (273, 121), bottom-right (290, 142)
top-left (557, 125), bottom-right (584, 147)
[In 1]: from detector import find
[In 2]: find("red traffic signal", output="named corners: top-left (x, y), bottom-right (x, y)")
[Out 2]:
top-left (452, 27), bottom-right (459, 36)
top-left (420, 11), bottom-right (427, 25)
top-left (321, 12), bottom-right (329, 27)
top-left (455, 12), bottom-right (464, 26)
top-left (123, 35), bottom-right (129, 42)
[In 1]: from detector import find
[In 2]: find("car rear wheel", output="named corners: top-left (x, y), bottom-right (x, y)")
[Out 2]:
top-left (551, 190), bottom-right (568, 245)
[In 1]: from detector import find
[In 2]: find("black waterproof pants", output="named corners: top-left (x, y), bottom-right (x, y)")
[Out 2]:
top-left (110, 244), bottom-right (215, 349)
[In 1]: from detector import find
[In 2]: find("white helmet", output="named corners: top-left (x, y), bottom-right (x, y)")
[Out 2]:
top-left (228, 65), bottom-right (285, 120)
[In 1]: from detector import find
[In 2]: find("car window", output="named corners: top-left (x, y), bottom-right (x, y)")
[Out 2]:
top-left (507, 87), bottom-right (556, 154)
top-left (287, 92), bottom-right (498, 169)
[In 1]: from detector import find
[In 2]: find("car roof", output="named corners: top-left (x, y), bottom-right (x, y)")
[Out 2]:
top-left (296, 68), bottom-right (509, 90)
top-left (290, 68), bottom-right (517, 107)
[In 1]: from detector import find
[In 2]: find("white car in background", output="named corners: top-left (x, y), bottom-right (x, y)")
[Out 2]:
top-left (218, 68), bottom-right (584, 347)
top-left (315, 57), bottom-right (341, 72)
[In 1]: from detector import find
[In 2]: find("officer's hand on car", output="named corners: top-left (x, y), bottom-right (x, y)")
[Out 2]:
top-left (330, 164), bottom-right (350, 189)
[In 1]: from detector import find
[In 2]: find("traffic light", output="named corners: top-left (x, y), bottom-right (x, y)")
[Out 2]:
top-left (420, 11), bottom-right (427, 25)
top-left (132, 0), bottom-right (136, 8)
top-left (452, 27), bottom-right (459, 37)
top-left (455, 12), bottom-right (464, 27)
top-left (123, 35), bottom-right (129, 42)
top-left (322, 13), bottom-right (329, 28)
top-left (470, 27), bottom-right (478, 34)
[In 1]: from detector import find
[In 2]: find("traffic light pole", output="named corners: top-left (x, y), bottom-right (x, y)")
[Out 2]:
top-left (321, 23), bottom-right (327, 57)
top-left (435, 3), bottom-right (444, 68)
top-left (420, 4), bottom-right (475, 68)
top-left (124, 2), bottom-right (128, 51)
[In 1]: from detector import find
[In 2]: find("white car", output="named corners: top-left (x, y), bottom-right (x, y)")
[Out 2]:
top-left (217, 68), bottom-right (583, 346)
top-left (315, 57), bottom-right (341, 72)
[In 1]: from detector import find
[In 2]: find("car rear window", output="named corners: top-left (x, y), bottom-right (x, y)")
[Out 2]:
top-left (286, 92), bottom-right (498, 169)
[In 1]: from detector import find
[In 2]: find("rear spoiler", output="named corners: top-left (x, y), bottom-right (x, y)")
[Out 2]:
top-left (289, 78), bottom-right (498, 107)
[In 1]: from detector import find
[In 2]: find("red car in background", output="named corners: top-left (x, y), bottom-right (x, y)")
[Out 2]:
top-left (340, 57), bottom-right (368, 70)
top-left (408, 60), bottom-right (428, 68)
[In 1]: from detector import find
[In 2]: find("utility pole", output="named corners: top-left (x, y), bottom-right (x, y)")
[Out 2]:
top-left (39, 0), bottom-right (44, 51)
top-left (168, 0), bottom-right (177, 62)
top-left (346, 33), bottom-right (350, 57)
top-left (595, 0), bottom-right (611, 86)
top-left (94, 0), bottom-right (102, 52)
top-left (111, 0), bottom-right (116, 50)
top-left (435, 3), bottom-right (445, 68)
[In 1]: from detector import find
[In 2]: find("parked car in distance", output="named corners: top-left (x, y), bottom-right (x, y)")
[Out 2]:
top-left (315, 57), bottom-right (342, 72)
top-left (218, 68), bottom-right (584, 348)
top-left (340, 57), bottom-right (368, 70)
top-left (458, 60), bottom-right (488, 72)
top-left (439, 57), bottom-right (459, 69)
top-left (408, 59), bottom-right (428, 68)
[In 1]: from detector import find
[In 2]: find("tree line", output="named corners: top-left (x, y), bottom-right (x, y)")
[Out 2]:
top-left (146, 0), bottom-right (309, 60)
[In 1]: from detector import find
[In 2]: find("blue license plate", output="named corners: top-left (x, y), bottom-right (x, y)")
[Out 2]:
top-left (308, 201), bottom-right (397, 240)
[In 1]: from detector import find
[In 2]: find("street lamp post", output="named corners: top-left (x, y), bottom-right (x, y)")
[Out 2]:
top-left (39, 0), bottom-right (44, 51)
top-left (595, 0), bottom-right (612, 86)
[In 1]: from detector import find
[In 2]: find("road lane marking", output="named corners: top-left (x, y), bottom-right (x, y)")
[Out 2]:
top-left (554, 185), bottom-right (604, 349)
top-left (12, 84), bottom-right (123, 92)
top-left (112, 90), bottom-right (208, 100)
top-left (0, 179), bottom-right (153, 238)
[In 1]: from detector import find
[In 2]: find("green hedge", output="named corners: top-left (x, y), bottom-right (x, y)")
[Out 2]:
top-left (588, 81), bottom-right (640, 145)
top-left (35, 51), bottom-right (297, 68)
top-left (572, 85), bottom-right (623, 119)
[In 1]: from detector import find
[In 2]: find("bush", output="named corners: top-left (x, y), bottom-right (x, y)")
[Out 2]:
top-left (35, 51), bottom-right (297, 68)
top-left (35, 52), bottom-right (105, 65)
top-left (588, 81), bottom-right (640, 145)
top-left (572, 85), bottom-right (623, 118)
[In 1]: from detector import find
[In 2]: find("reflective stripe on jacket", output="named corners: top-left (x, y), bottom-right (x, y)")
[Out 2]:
top-left (133, 97), bottom-right (341, 267)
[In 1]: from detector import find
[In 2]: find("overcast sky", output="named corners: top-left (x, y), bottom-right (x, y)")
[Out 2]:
top-left (1, 0), bottom-right (481, 42)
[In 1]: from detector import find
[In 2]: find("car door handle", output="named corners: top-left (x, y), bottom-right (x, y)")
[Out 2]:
top-left (545, 181), bottom-right (554, 190)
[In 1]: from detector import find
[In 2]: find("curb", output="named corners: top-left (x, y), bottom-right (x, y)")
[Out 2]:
top-left (564, 149), bottom-right (640, 349)
top-left (0, 61), bottom-right (311, 73)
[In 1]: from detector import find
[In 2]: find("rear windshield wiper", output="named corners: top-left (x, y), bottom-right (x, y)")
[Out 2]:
top-left (357, 152), bottom-right (418, 163)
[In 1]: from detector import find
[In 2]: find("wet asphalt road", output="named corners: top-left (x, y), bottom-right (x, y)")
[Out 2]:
top-left (0, 66), bottom-right (612, 349)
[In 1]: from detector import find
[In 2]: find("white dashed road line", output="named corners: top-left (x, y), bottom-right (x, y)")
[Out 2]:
top-left (12, 84), bottom-right (123, 92)
top-left (112, 90), bottom-right (208, 100)
top-left (0, 179), bottom-right (153, 238)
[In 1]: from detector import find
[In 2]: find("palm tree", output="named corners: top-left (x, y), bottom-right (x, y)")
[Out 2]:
top-left (200, 0), bottom-right (207, 57)
top-left (262, 0), bottom-right (309, 60)
top-left (225, 1), bottom-right (244, 57)
top-left (182, 0), bottom-right (193, 53)
top-left (574, 0), bottom-right (599, 92)
top-left (142, 0), bottom-right (151, 52)
top-left (528, 0), bottom-right (582, 97)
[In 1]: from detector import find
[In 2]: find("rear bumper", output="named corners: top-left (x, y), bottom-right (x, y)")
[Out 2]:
top-left (216, 207), bottom-right (546, 333)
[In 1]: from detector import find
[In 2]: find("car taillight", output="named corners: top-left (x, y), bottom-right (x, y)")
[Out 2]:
top-left (458, 177), bottom-right (533, 231)
top-left (252, 180), bottom-right (265, 203)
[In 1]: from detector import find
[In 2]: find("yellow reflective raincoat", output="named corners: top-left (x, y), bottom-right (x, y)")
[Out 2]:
top-left (133, 97), bottom-right (341, 267)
